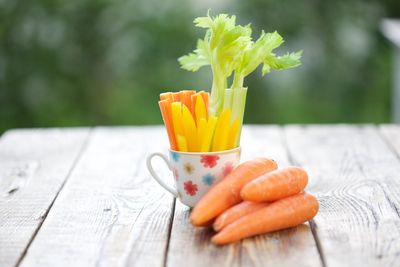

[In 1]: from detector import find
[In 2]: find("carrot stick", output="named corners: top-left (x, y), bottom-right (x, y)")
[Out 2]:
top-left (227, 118), bottom-right (239, 150)
top-left (211, 108), bottom-right (231, 151)
top-left (181, 104), bottom-right (198, 151)
top-left (241, 167), bottom-right (308, 202)
top-left (190, 158), bottom-right (277, 226)
top-left (171, 102), bottom-right (185, 151)
top-left (176, 134), bottom-right (188, 152)
top-left (211, 192), bottom-right (319, 245)
top-left (190, 93), bottom-right (199, 118)
top-left (180, 90), bottom-right (196, 110)
top-left (158, 100), bottom-right (177, 150)
top-left (213, 201), bottom-right (268, 232)
top-left (199, 91), bottom-right (209, 111)
top-left (197, 118), bottom-right (207, 150)
top-left (200, 116), bottom-right (217, 152)
top-left (195, 94), bottom-right (207, 126)
top-left (172, 92), bottom-right (180, 102)
top-left (160, 92), bottom-right (173, 101)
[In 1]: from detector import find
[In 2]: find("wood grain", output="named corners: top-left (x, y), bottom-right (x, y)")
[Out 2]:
top-left (241, 126), bottom-right (322, 267)
top-left (166, 126), bottom-right (322, 267)
top-left (380, 124), bottom-right (400, 156)
top-left (285, 125), bottom-right (400, 267)
top-left (0, 128), bottom-right (89, 267)
top-left (19, 127), bottom-right (175, 267)
top-left (5, 125), bottom-right (399, 267)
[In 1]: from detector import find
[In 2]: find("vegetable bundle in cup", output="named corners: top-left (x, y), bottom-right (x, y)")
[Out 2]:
top-left (159, 12), bottom-right (302, 152)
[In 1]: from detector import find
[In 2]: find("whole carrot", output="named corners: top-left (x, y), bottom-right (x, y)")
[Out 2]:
top-left (212, 192), bottom-right (319, 245)
top-left (190, 158), bottom-right (277, 226)
top-left (213, 201), bottom-right (268, 232)
top-left (241, 166), bottom-right (308, 202)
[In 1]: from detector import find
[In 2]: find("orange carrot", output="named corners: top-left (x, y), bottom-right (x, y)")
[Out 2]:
top-left (158, 100), bottom-right (177, 150)
top-left (213, 201), bottom-right (268, 232)
top-left (211, 192), bottom-right (319, 245)
top-left (190, 93), bottom-right (198, 117)
top-left (179, 90), bottom-right (196, 110)
top-left (172, 92), bottom-right (180, 102)
top-left (241, 167), bottom-right (308, 202)
top-left (190, 158), bottom-right (277, 226)
top-left (199, 91), bottom-right (209, 116)
top-left (160, 92), bottom-right (173, 101)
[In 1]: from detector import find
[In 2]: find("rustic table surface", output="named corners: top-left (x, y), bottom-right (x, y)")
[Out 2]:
top-left (1, 125), bottom-right (400, 267)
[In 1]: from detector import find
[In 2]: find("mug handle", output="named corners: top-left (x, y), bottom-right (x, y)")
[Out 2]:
top-left (146, 152), bottom-right (178, 197)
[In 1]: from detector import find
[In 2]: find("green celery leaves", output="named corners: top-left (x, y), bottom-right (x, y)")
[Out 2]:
top-left (178, 11), bottom-right (302, 119)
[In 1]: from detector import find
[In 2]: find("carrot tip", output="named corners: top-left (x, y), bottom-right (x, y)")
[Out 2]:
top-left (211, 234), bottom-right (231, 246)
top-left (211, 235), bottom-right (220, 245)
top-left (189, 215), bottom-right (202, 227)
top-left (213, 223), bottom-right (222, 232)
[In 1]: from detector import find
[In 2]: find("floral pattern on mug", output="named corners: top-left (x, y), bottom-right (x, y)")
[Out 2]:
top-left (200, 155), bottom-right (220, 168)
top-left (171, 152), bottom-right (180, 162)
top-left (184, 180), bottom-right (198, 196)
top-left (148, 147), bottom-right (240, 207)
top-left (223, 161), bottom-right (234, 177)
top-left (183, 163), bottom-right (195, 174)
top-left (202, 174), bottom-right (215, 186)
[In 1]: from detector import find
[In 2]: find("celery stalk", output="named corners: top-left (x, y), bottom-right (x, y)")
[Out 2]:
top-left (223, 89), bottom-right (233, 111)
top-left (231, 87), bottom-right (247, 145)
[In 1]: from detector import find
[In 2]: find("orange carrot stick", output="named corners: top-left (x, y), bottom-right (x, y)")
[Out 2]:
top-left (160, 92), bottom-right (173, 101)
top-left (172, 92), bottom-right (180, 102)
top-left (213, 201), bottom-right (268, 232)
top-left (241, 167), bottom-right (308, 202)
top-left (190, 93), bottom-right (198, 118)
top-left (180, 90), bottom-right (196, 110)
top-left (158, 100), bottom-right (177, 150)
top-left (190, 158), bottom-right (277, 226)
top-left (199, 91), bottom-right (209, 116)
top-left (211, 192), bottom-right (319, 245)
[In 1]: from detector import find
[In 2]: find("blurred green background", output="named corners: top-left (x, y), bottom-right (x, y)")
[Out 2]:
top-left (1, 0), bottom-right (399, 132)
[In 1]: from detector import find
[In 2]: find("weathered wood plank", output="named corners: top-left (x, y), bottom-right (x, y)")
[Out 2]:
top-left (166, 126), bottom-right (322, 267)
top-left (167, 201), bottom-right (241, 267)
top-left (0, 128), bottom-right (89, 267)
top-left (19, 127), bottom-right (175, 267)
top-left (285, 125), bottom-right (400, 267)
top-left (380, 124), bottom-right (400, 156)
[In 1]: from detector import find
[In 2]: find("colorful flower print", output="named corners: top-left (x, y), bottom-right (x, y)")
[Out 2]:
top-left (184, 180), bottom-right (198, 196)
top-left (172, 168), bottom-right (179, 180)
top-left (171, 152), bottom-right (180, 162)
top-left (223, 161), bottom-right (234, 177)
top-left (184, 162), bottom-right (195, 174)
top-left (200, 155), bottom-right (220, 168)
top-left (202, 174), bottom-right (215, 186)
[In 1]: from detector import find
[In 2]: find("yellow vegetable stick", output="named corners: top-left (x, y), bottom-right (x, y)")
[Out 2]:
top-left (171, 102), bottom-right (184, 151)
top-left (182, 104), bottom-right (198, 152)
top-left (227, 118), bottom-right (240, 150)
top-left (195, 94), bottom-right (207, 126)
top-left (197, 118), bottom-right (207, 148)
top-left (176, 134), bottom-right (188, 152)
top-left (201, 116), bottom-right (217, 152)
top-left (212, 109), bottom-right (231, 151)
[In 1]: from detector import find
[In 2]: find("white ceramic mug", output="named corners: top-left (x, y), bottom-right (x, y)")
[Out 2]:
top-left (147, 147), bottom-right (241, 207)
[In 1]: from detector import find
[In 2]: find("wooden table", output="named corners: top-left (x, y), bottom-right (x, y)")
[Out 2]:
top-left (1, 125), bottom-right (400, 267)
